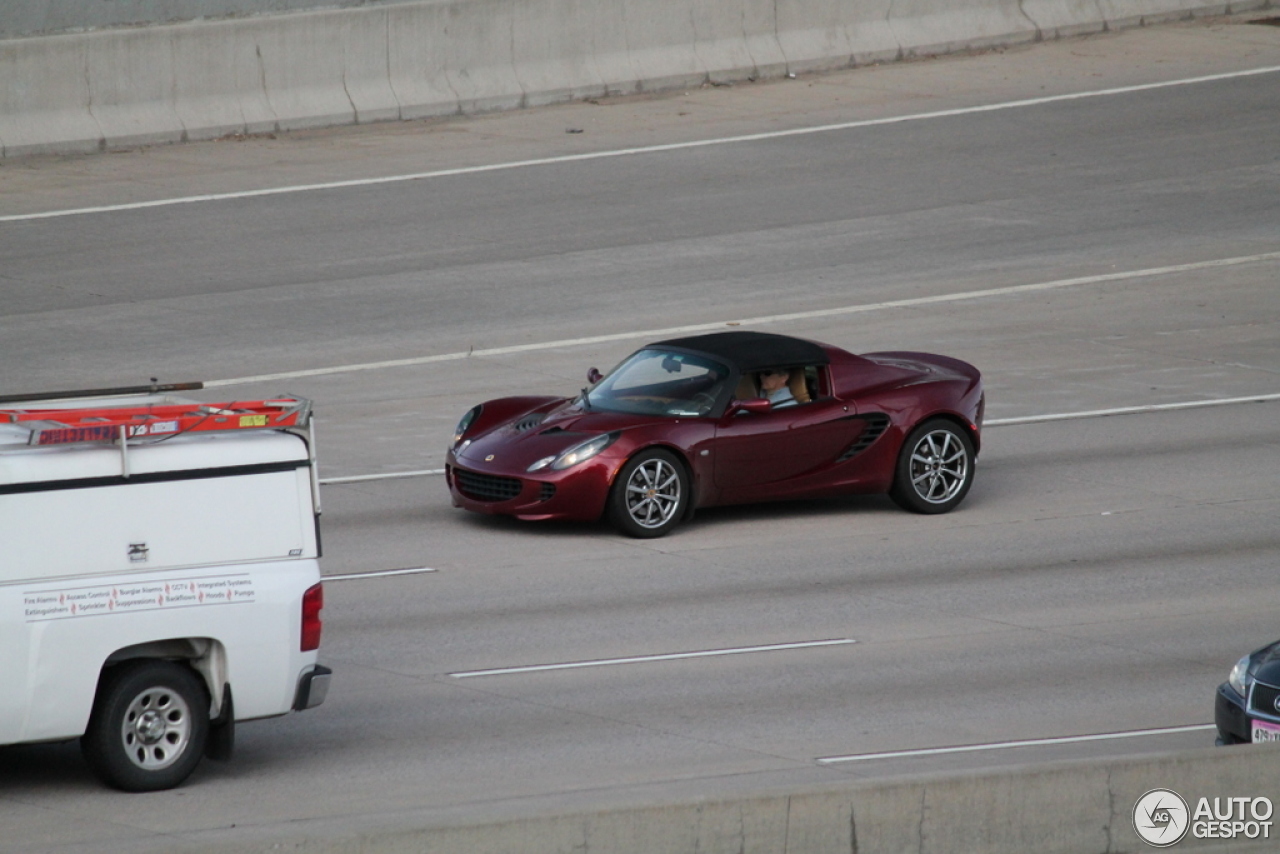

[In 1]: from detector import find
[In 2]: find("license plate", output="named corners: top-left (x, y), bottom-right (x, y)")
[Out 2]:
top-left (1251, 719), bottom-right (1280, 743)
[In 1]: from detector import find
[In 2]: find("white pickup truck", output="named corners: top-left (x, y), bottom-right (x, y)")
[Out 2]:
top-left (0, 385), bottom-right (331, 791)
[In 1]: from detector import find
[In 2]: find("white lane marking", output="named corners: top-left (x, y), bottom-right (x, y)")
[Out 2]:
top-left (448, 638), bottom-right (856, 678)
top-left (817, 724), bottom-right (1216, 764)
top-left (206, 251), bottom-right (1280, 388)
top-left (4, 66), bottom-right (1278, 224)
top-left (324, 566), bottom-right (438, 581)
top-left (316, 392), bottom-right (1280, 484)
top-left (985, 393), bottom-right (1280, 426)
top-left (321, 469), bottom-right (446, 484)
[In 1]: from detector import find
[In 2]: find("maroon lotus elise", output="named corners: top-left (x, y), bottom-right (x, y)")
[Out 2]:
top-left (446, 330), bottom-right (984, 537)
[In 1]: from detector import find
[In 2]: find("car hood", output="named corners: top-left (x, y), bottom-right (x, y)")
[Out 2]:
top-left (1250, 642), bottom-right (1280, 685)
top-left (455, 400), bottom-right (657, 469)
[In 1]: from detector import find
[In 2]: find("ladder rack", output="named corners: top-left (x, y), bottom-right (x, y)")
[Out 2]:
top-left (1, 398), bottom-right (312, 446)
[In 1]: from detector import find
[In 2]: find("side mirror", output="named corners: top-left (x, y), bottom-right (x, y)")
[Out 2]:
top-left (726, 398), bottom-right (772, 416)
top-left (587, 367), bottom-right (603, 384)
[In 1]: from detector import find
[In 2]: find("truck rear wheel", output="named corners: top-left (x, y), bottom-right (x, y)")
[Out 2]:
top-left (81, 660), bottom-right (209, 792)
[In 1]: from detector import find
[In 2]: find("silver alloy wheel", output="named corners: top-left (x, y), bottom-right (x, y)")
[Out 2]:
top-left (907, 428), bottom-right (969, 504)
top-left (624, 457), bottom-right (682, 529)
top-left (120, 685), bottom-right (194, 771)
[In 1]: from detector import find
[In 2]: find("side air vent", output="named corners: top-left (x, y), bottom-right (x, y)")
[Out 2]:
top-left (836, 413), bottom-right (891, 462)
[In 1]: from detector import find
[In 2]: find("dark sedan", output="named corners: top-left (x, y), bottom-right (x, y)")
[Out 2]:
top-left (446, 330), bottom-right (984, 537)
top-left (1217, 640), bottom-right (1280, 745)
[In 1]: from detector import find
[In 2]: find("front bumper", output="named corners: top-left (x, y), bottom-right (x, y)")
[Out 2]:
top-left (445, 456), bottom-right (613, 522)
top-left (1217, 682), bottom-right (1249, 744)
top-left (1214, 680), bottom-right (1280, 746)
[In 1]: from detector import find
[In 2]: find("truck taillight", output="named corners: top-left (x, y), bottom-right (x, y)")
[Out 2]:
top-left (301, 583), bottom-right (324, 652)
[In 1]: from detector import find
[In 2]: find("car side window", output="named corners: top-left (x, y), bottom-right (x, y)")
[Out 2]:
top-left (802, 366), bottom-right (824, 401)
top-left (735, 366), bottom-right (822, 412)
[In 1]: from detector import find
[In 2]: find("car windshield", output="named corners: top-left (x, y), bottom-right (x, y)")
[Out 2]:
top-left (585, 349), bottom-right (729, 417)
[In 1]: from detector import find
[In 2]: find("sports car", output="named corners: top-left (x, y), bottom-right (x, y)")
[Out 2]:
top-left (445, 330), bottom-right (984, 538)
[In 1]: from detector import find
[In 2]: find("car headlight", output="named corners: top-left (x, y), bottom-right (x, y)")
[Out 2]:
top-left (527, 433), bottom-right (618, 472)
top-left (1229, 655), bottom-right (1253, 697)
top-left (453, 405), bottom-right (481, 445)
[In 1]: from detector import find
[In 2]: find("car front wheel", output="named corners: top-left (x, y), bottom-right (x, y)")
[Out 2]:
top-left (608, 449), bottom-right (688, 538)
top-left (81, 660), bottom-right (210, 792)
top-left (889, 419), bottom-right (975, 514)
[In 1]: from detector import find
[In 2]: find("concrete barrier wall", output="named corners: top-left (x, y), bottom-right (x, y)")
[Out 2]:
top-left (156, 744), bottom-right (1280, 853)
top-left (0, 0), bottom-right (1271, 158)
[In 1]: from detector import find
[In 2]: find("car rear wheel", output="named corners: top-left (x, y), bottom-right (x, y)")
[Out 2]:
top-left (81, 660), bottom-right (209, 792)
top-left (889, 419), bottom-right (975, 514)
top-left (608, 449), bottom-right (688, 538)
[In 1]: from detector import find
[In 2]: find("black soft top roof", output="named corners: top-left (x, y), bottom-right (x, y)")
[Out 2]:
top-left (652, 331), bottom-right (829, 372)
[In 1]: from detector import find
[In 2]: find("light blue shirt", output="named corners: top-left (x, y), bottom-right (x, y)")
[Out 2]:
top-left (765, 386), bottom-right (796, 409)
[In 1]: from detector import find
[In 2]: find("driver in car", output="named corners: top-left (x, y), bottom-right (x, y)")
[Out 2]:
top-left (758, 368), bottom-right (797, 409)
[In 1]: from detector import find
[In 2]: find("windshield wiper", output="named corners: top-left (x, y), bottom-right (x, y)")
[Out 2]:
top-left (579, 387), bottom-right (592, 411)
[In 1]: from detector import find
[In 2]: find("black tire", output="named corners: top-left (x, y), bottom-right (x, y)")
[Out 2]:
top-left (607, 449), bottom-right (688, 538)
top-left (889, 418), bottom-right (976, 514)
top-left (81, 660), bottom-right (210, 792)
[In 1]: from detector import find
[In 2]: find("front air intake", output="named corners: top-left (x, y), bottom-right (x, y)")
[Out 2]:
top-left (454, 467), bottom-right (523, 502)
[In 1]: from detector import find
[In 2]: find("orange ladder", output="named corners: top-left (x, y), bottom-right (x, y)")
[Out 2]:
top-left (1, 398), bottom-right (311, 446)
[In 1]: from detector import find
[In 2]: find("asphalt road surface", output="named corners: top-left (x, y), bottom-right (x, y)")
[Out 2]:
top-left (1, 14), bottom-right (1278, 853)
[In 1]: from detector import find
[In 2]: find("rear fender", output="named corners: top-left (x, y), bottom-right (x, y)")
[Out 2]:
top-left (106, 637), bottom-right (228, 719)
top-left (862, 351), bottom-right (981, 384)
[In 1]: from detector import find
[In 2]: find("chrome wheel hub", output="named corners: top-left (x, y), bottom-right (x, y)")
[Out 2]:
top-left (908, 429), bottom-right (969, 504)
top-left (625, 459), bottom-right (681, 529)
top-left (121, 687), bottom-right (192, 771)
